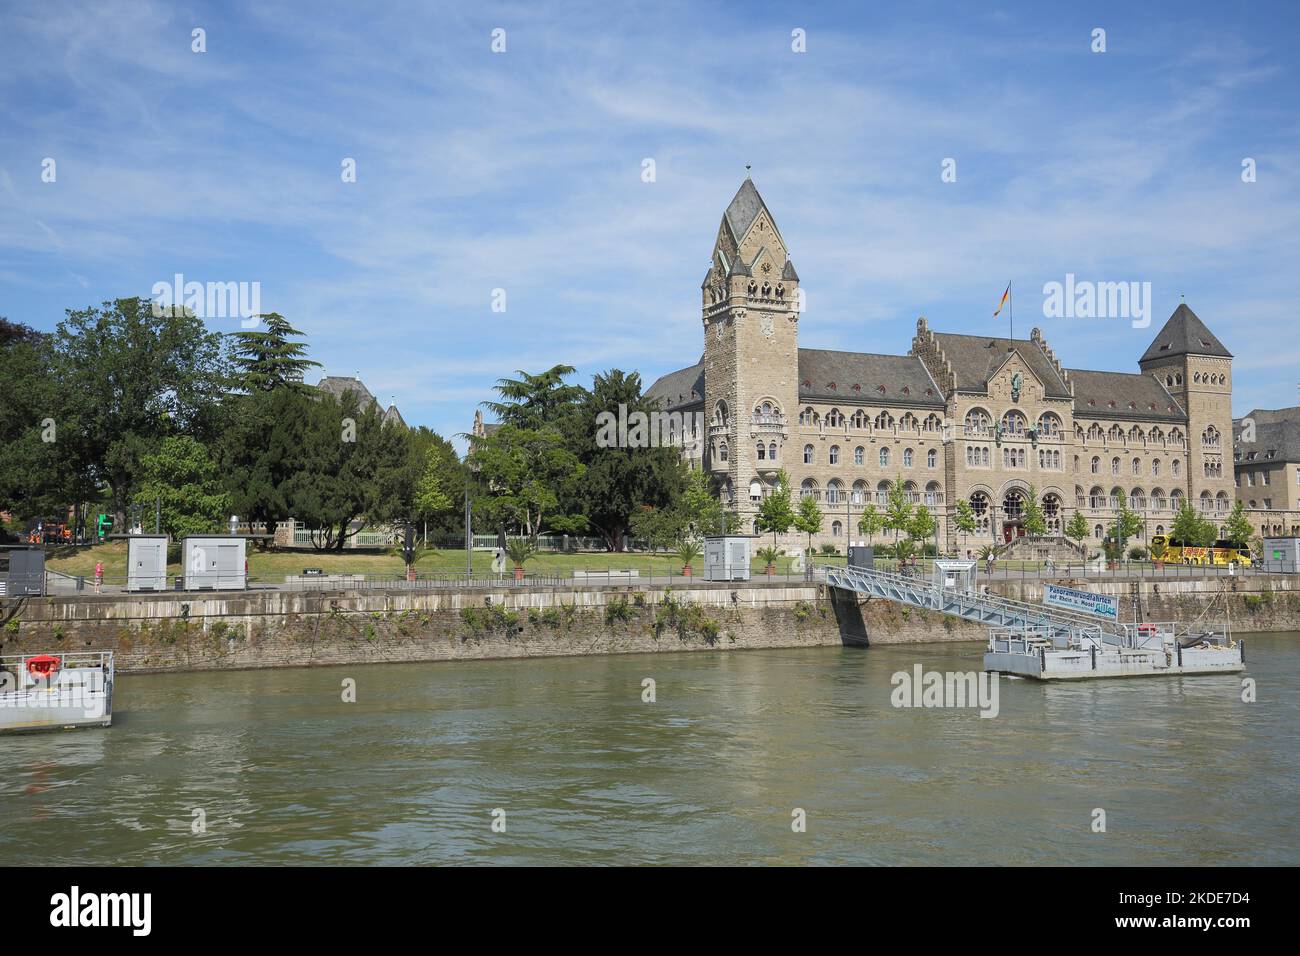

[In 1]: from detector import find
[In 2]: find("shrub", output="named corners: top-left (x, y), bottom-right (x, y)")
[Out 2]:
top-left (604, 596), bottom-right (634, 625)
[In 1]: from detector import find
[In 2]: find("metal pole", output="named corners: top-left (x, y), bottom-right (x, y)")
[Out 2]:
top-left (464, 482), bottom-right (472, 580)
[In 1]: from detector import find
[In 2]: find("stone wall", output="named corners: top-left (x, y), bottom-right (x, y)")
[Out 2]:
top-left (1, 575), bottom-right (1296, 674)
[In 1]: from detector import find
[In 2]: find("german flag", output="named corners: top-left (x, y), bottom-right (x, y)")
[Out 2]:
top-left (993, 283), bottom-right (1010, 317)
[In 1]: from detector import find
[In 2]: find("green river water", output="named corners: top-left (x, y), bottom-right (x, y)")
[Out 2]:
top-left (2, 634), bottom-right (1296, 865)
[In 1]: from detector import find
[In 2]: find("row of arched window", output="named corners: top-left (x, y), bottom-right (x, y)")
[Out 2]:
top-left (802, 444), bottom-right (938, 468)
top-left (800, 478), bottom-right (945, 507)
top-left (1079, 486), bottom-right (1186, 511)
top-left (800, 408), bottom-right (944, 433)
top-left (1079, 423), bottom-right (1185, 447)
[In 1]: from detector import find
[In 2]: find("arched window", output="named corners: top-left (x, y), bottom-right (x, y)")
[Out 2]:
top-left (879, 447), bottom-right (890, 467)
top-left (923, 414), bottom-right (942, 432)
top-left (769, 441), bottom-right (778, 460)
top-left (874, 411), bottom-right (895, 431)
top-left (851, 409), bottom-right (868, 429)
top-left (827, 408), bottom-right (844, 428)
top-left (719, 441), bottom-right (728, 462)
top-left (900, 413), bottom-right (917, 432)
top-left (749, 480), bottom-right (762, 501)
top-left (713, 400), bottom-right (729, 425)
top-left (851, 480), bottom-right (866, 505)
top-left (1132, 457), bottom-right (1141, 476)
top-left (1091, 456), bottom-right (1100, 474)
top-left (829, 445), bottom-right (840, 465)
top-left (800, 478), bottom-right (819, 501)
top-left (1172, 459), bottom-right (1181, 477)
top-left (831, 520), bottom-right (842, 536)
top-left (925, 481), bottom-right (942, 506)
top-left (827, 479), bottom-right (843, 504)
top-left (1152, 458), bottom-right (1161, 477)
top-left (1203, 426), bottom-right (1220, 447)
top-left (1001, 411), bottom-right (1027, 435)
top-left (1037, 413), bottom-right (1061, 437)
top-left (756, 442), bottom-right (766, 461)
top-left (854, 446), bottom-right (864, 465)
top-left (1111, 457), bottom-right (1121, 476)
top-left (804, 444), bottom-right (814, 465)
top-left (903, 448), bottom-right (914, 467)
top-left (964, 409), bottom-right (991, 434)
top-left (927, 448), bottom-right (937, 467)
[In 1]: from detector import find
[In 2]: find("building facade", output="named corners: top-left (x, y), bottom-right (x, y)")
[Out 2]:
top-left (645, 178), bottom-right (1243, 552)
top-left (1233, 407), bottom-right (1300, 538)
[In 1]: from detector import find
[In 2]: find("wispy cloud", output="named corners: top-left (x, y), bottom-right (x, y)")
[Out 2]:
top-left (1, 0), bottom-right (1298, 442)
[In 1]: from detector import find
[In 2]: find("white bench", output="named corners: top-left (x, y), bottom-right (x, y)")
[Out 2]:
top-left (572, 570), bottom-right (640, 581)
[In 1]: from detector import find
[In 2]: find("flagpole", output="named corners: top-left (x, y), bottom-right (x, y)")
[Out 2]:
top-left (1009, 281), bottom-right (1014, 341)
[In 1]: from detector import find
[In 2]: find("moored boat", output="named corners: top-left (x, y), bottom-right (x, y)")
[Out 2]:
top-left (0, 651), bottom-right (114, 733)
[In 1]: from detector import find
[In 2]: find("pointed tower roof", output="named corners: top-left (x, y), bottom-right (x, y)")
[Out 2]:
top-left (781, 259), bottom-right (799, 281)
top-left (1139, 303), bottom-right (1232, 364)
top-left (722, 176), bottom-right (783, 247)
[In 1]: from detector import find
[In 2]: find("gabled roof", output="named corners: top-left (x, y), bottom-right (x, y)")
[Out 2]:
top-left (930, 333), bottom-right (1072, 399)
top-left (721, 176), bottom-right (787, 251)
top-left (781, 259), bottom-right (799, 281)
top-left (316, 375), bottom-right (377, 407)
top-left (1066, 369), bottom-right (1187, 422)
top-left (797, 350), bottom-right (944, 406)
top-left (645, 360), bottom-right (705, 411)
top-left (1139, 303), bottom-right (1232, 364)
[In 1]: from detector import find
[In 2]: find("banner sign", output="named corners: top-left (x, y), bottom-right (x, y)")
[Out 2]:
top-left (1043, 583), bottom-right (1119, 621)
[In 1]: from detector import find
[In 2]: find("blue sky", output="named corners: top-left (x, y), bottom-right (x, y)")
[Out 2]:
top-left (2, 0), bottom-right (1298, 446)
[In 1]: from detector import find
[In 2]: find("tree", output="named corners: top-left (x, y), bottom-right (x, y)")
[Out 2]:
top-left (563, 369), bottom-right (684, 550)
top-left (229, 313), bottom-right (319, 393)
top-left (1109, 502), bottom-right (1143, 553)
top-left (1171, 499), bottom-right (1215, 547)
top-left (755, 470), bottom-right (795, 546)
top-left (52, 298), bottom-right (228, 529)
top-left (132, 436), bottom-right (231, 540)
top-left (484, 364), bottom-right (585, 432)
top-left (218, 385), bottom-right (314, 546)
top-left (676, 469), bottom-right (732, 538)
top-left (469, 422), bottom-right (584, 540)
top-left (909, 504), bottom-right (936, 547)
top-left (283, 391), bottom-right (413, 550)
top-left (413, 433), bottom-right (462, 543)
top-left (1222, 500), bottom-right (1254, 550)
top-left (0, 321), bottom-right (95, 518)
top-left (883, 478), bottom-right (913, 543)
top-left (794, 492), bottom-right (824, 554)
top-left (1065, 510), bottom-right (1090, 549)
top-left (1022, 485), bottom-right (1048, 537)
top-left (954, 499), bottom-right (977, 551)
top-left (857, 503), bottom-right (883, 545)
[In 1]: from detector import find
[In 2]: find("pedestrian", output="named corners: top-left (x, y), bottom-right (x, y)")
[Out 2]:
top-left (94, 561), bottom-right (103, 594)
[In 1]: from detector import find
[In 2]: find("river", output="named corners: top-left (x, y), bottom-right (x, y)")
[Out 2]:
top-left (2, 634), bottom-right (1296, 865)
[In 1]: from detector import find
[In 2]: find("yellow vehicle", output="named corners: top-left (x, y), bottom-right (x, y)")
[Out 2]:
top-left (1151, 535), bottom-right (1252, 567)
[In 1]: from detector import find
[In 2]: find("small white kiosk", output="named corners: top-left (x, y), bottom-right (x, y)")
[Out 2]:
top-left (182, 535), bottom-right (247, 591)
top-left (126, 535), bottom-right (169, 592)
top-left (933, 559), bottom-right (977, 593)
top-left (704, 535), bottom-right (753, 581)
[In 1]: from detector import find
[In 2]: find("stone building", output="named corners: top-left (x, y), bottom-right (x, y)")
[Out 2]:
top-left (645, 177), bottom-right (1241, 553)
top-left (1233, 407), bottom-right (1300, 538)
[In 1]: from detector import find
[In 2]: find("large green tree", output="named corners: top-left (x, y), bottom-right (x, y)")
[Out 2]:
top-left (52, 298), bottom-right (229, 529)
top-left (563, 369), bottom-right (684, 550)
top-left (1222, 500), bottom-right (1254, 549)
top-left (755, 470), bottom-right (795, 546)
top-left (228, 313), bottom-right (320, 393)
top-left (132, 436), bottom-right (231, 539)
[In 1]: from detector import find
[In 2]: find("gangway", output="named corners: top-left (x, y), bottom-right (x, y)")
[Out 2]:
top-left (818, 563), bottom-right (1120, 647)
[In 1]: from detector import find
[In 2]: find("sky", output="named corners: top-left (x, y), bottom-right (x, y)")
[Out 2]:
top-left (1, 0), bottom-right (1298, 447)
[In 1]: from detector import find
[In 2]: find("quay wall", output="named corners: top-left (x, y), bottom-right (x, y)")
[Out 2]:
top-left (0, 575), bottom-right (1297, 674)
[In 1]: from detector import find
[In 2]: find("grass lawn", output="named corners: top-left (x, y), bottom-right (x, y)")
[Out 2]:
top-left (44, 540), bottom-right (812, 581)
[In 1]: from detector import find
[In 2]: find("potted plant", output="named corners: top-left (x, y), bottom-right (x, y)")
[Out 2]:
top-left (1149, 540), bottom-right (1167, 570)
top-left (504, 536), bottom-right (535, 582)
top-left (676, 538), bottom-right (702, 577)
top-left (756, 545), bottom-right (781, 577)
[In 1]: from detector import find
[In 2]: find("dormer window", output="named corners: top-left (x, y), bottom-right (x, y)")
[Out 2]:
top-left (877, 384), bottom-right (886, 393)
top-left (902, 386), bottom-right (911, 395)
top-left (852, 383), bottom-right (862, 393)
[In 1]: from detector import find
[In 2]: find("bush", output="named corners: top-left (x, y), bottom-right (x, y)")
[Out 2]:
top-left (1129, 547), bottom-right (1148, 560)
top-left (604, 596), bottom-right (634, 625)
top-left (819, 544), bottom-right (839, 556)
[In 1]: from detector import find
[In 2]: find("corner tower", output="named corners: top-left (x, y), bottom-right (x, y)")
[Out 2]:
top-left (700, 177), bottom-right (801, 524)
top-left (1138, 303), bottom-right (1235, 511)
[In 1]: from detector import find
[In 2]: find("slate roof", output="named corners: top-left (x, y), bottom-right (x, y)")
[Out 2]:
top-left (1139, 304), bottom-right (1232, 363)
top-left (315, 376), bottom-right (406, 426)
top-left (1066, 369), bottom-right (1187, 422)
top-left (645, 360), bottom-right (705, 411)
top-left (931, 333), bottom-right (1072, 399)
top-left (1234, 407), bottom-right (1300, 464)
top-left (723, 177), bottom-right (771, 243)
top-left (797, 350), bottom-right (944, 406)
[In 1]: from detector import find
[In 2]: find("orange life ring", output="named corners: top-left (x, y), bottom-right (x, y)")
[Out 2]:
top-left (26, 655), bottom-right (62, 679)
